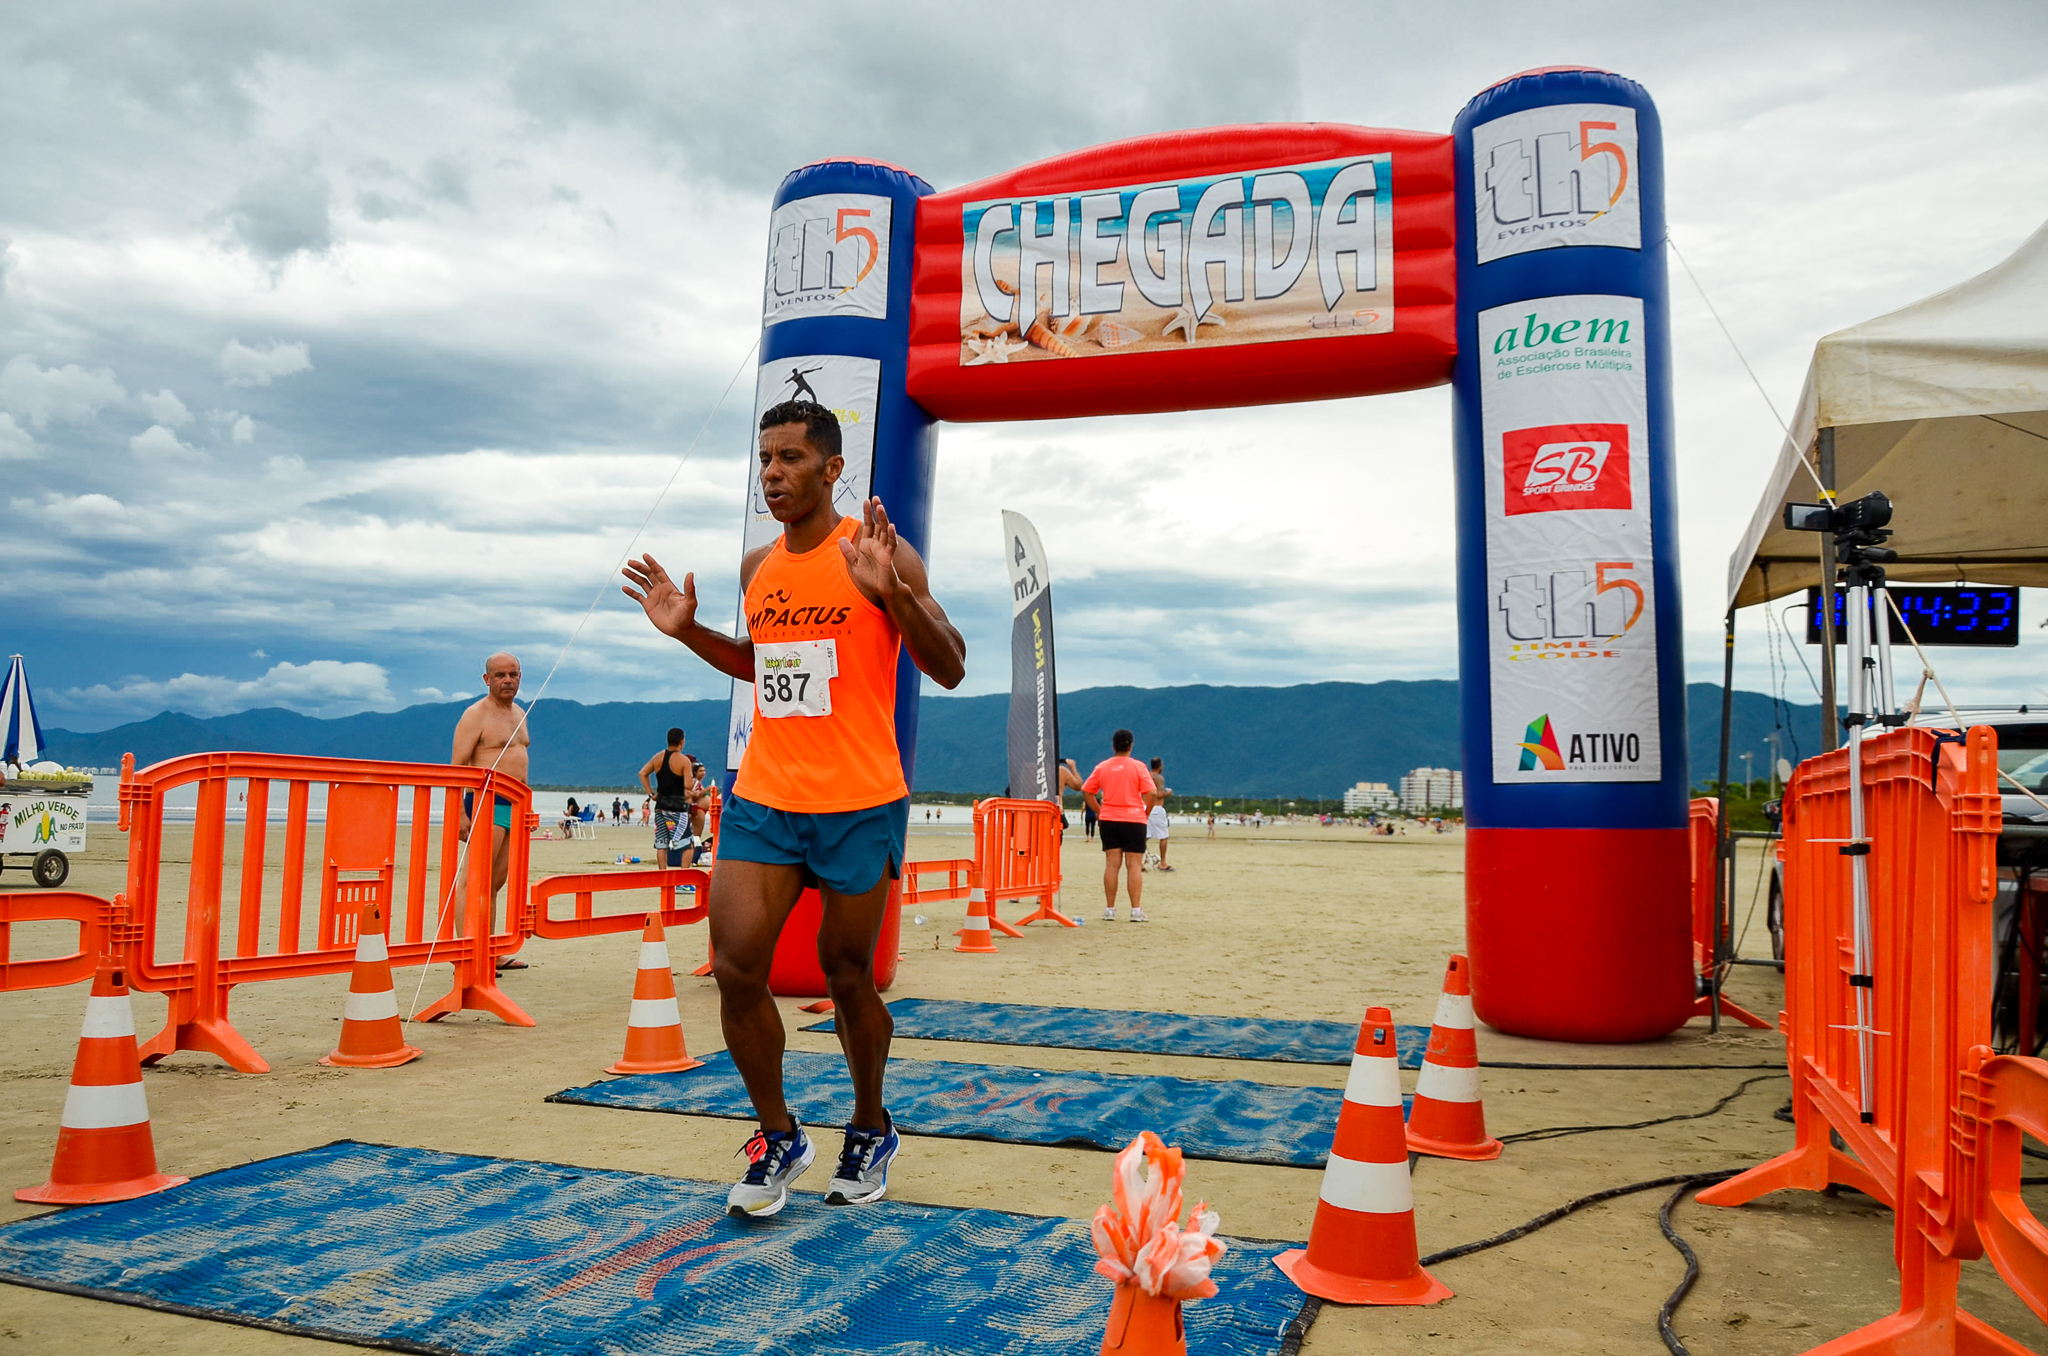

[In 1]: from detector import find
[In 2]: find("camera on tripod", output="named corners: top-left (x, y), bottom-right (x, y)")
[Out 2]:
top-left (1785, 491), bottom-right (1897, 570)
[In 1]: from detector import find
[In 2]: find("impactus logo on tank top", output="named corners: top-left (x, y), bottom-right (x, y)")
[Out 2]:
top-left (747, 587), bottom-right (855, 636)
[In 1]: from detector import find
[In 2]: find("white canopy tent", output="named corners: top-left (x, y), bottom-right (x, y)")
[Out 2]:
top-left (1727, 219), bottom-right (2048, 612)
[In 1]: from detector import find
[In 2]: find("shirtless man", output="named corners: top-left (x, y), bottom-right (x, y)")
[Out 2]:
top-left (451, 651), bottom-right (531, 969)
top-left (623, 398), bottom-right (965, 1218)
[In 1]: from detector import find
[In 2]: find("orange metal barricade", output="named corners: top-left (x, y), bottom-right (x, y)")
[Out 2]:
top-left (529, 867), bottom-right (710, 939)
top-left (1700, 726), bottom-right (2028, 1353)
top-left (902, 858), bottom-right (975, 907)
top-left (114, 750), bottom-right (539, 1073)
top-left (974, 798), bottom-right (1073, 929)
top-left (0, 891), bottom-right (115, 992)
top-left (1686, 797), bottom-right (1768, 1029)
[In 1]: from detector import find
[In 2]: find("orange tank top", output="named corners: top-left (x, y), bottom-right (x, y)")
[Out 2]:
top-left (733, 517), bottom-right (908, 813)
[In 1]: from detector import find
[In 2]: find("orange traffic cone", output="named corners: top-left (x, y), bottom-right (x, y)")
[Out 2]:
top-left (1273, 1006), bottom-right (1451, 1305)
top-left (1100, 1282), bottom-right (1187, 1354)
top-left (954, 870), bottom-right (1000, 954)
top-left (1405, 954), bottom-right (1501, 1161)
top-left (321, 900), bottom-right (422, 1069)
top-left (17, 963), bottom-right (188, 1204)
top-left (607, 913), bottom-right (704, 1075)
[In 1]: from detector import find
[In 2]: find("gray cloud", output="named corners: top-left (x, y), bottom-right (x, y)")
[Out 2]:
top-left (222, 161), bottom-right (333, 262)
top-left (0, 356), bottom-right (126, 428)
top-left (219, 338), bottom-right (312, 386)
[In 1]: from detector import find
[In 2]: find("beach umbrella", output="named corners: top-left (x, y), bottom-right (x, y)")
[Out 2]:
top-left (1, 654), bottom-right (47, 766)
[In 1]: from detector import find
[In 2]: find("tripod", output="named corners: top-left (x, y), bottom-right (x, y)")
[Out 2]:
top-left (1834, 514), bottom-right (1901, 1122)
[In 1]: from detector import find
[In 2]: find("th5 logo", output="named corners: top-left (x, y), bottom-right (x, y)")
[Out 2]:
top-left (1502, 423), bottom-right (1631, 515)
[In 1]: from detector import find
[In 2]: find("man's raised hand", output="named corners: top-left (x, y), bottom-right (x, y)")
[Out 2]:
top-left (840, 496), bottom-right (901, 601)
top-left (622, 553), bottom-right (697, 639)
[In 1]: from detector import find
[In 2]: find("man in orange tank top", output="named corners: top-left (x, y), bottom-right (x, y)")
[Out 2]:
top-left (622, 400), bottom-right (965, 1219)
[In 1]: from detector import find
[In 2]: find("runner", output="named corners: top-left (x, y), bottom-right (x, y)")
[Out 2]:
top-left (1145, 757), bottom-right (1174, 871)
top-left (1081, 729), bottom-right (1151, 922)
top-left (622, 398), bottom-right (965, 1219)
top-left (638, 728), bottom-right (696, 867)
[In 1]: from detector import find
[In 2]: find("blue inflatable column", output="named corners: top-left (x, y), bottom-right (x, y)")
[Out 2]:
top-left (725, 158), bottom-right (935, 995)
top-left (1450, 70), bottom-right (1692, 1041)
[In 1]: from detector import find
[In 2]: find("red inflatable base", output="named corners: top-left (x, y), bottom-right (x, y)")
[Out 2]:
top-left (765, 879), bottom-right (903, 998)
top-left (1465, 827), bottom-right (1692, 1043)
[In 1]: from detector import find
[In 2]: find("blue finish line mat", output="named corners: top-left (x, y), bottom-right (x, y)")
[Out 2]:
top-left (550, 1050), bottom-right (1408, 1168)
top-left (0, 1141), bottom-right (1313, 1356)
top-left (804, 997), bottom-right (1431, 1069)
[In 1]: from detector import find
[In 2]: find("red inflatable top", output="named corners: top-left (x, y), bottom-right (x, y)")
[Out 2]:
top-left (906, 123), bottom-right (1454, 423)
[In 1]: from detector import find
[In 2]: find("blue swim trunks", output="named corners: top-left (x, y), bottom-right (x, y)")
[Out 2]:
top-left (718, 794), bottom-right (907, 896)
top-left (462, 791), bottom-right (514, 830)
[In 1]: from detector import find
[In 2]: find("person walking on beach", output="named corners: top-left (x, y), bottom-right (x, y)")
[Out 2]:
top-left (1145, 757), bottom-right (1175, 872)
top-left (1081, 730), bottom-right (1151, 922)
top-left (1071, 757), bottom-right (1098, 839)
top-left (640, 728), bottom-right (698, 867)
top-left (451, 652), bottom-right (530, 970)
top-left (623, 399), bottom-right (965, 1219)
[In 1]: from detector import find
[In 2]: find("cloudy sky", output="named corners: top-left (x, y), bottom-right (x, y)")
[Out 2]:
top-left (4, 1), bottom-right (2045, 734)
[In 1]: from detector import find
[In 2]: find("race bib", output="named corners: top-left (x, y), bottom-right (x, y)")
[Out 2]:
top-left (754, 639), bottom-right (837, 719)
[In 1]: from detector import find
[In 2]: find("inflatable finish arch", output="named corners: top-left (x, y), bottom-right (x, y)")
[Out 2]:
top-left (729, 67), bottom-right (1691, 1042)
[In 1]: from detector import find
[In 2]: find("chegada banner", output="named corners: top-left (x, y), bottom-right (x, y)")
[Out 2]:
top-left (1001, 511), bottom-right (1059, 803)
top-left (908, 125), bottom-right (1454, 422)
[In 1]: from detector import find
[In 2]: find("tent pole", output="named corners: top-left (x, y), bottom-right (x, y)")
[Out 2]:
top-left (1817, 426), bottom-right (1840, 752)
top-left (1713, 606), bottom-right (1737, 1034)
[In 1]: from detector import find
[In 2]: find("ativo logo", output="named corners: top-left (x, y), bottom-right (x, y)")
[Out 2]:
top-left (763, 193), bottom-right (893, 324)
top-left (1472, 103), bottom-right (1640, 264)
top-left (1502, 423), bottom-right (1631, 514)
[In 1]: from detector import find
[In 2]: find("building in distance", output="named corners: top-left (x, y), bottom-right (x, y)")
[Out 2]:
top-left (1342, 781), bottom-right (1398, 812)
top-left (1399, 767), bottom-right (1463, 813)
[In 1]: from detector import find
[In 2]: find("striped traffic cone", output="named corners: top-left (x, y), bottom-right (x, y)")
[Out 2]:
top-left (954, 869), bottom-right (1000, 954)
top-left (321, 900), bottom-right (422, 1068)
top-left (1273, 1006), bottom-right (1451, 1305)
top-left (607, 913), bottom-right (703, 1075)
top-left (1405, 954), bottom-right (1501, 1161)
top-left (17, 963), bottom-right (188, 1204)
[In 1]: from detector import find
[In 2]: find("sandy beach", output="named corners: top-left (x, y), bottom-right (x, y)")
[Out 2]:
top-left (1, 819), bottom-right (2042, 1354)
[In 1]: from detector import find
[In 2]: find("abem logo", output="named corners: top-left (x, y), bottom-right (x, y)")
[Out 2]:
top-left (1498, 561), bottom-right (1644, 651)
top-left (1502, 423), bottom-right (1631, 515)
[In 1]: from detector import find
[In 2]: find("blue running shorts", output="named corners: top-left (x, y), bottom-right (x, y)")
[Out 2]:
top-left (718, 794), bottom-right (908, 896)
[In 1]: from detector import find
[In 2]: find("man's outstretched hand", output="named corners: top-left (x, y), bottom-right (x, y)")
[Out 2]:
top-left (622, 553), bottom-right (698, 639)
top-left (840, 497), bottom-right (902, 601)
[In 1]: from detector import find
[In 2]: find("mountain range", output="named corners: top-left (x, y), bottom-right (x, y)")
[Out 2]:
top-left (42, 681), bottom-right (1821, 798)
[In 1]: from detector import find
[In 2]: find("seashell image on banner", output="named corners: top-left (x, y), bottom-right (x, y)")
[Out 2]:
top-left (956, 154), bottom-right (1395, 366)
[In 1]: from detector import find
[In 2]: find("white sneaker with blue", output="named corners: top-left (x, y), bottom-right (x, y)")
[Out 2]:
top-left (825, 1111), bottom-right (900, 1205)
top-left (727, 1119), bottom-right (815, 1218)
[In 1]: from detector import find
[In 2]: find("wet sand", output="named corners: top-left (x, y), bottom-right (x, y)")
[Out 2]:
top-left (2, 821), bottom-right (2042, 1354)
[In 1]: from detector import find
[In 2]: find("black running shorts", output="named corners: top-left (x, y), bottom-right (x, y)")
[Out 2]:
top-left (1099, 819), bottom-right (1147, 854)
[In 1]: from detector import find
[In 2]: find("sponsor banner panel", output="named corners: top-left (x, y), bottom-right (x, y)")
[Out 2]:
top-left (956, 154), bottom-right (1395, 366)
top-left (1471, 104), bottom-right (1639, 264)
top-left (761, 193), bottom-right (893, 324)
top-left (1001, 511), bottom-right (1059, 803)
top-left (1481, 294), bottom-right (1658, 784)
top-left (0, 794), bottom-right (87, 852)
top-left (727, 355), bottom-right (882, 774)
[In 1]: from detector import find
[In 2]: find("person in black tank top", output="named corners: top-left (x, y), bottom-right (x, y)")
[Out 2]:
top-left (638, 727), bottom-right (697, 867)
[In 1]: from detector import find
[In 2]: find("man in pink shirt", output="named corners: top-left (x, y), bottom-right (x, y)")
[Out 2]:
top-left (1081, 729), bottom-right (1156, 922)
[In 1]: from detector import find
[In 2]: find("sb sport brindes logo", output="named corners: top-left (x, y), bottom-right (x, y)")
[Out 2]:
top-left (1502, 423), bottom-right (1630, 515)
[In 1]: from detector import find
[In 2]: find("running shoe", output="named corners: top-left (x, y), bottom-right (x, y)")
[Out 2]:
top-left (1131, 908), bottom-right (1150, 922)
top-left (727, 1120), bottom-right (815, 1218)
top-left (825, 1111), bottom-right (900, 1205)
top-left (1104, 907), bottom-right (1117, 921)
